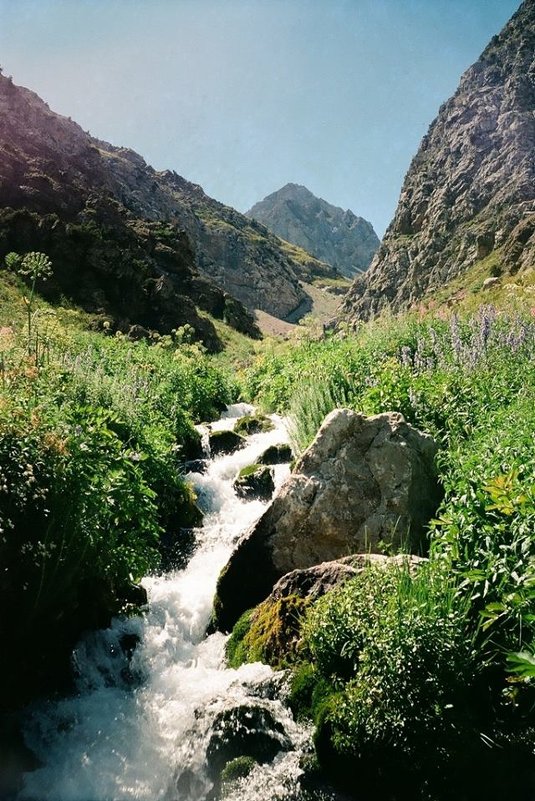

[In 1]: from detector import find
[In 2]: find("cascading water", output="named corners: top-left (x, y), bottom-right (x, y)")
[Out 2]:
top-left (18, 405), bottom-right (311, 801)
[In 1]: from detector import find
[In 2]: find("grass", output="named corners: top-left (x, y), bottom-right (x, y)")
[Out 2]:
top-left (232, 303), bottom-right (535, 798)
top-left (0, 278), bottom-right (238, 709)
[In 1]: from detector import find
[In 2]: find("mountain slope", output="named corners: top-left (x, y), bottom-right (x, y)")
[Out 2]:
top-left (0, 75), bottom-right (336, 343)
top-left (342, 0), bottom-right (535, 322)
top-left (247, 183), bottom-right (379, 278)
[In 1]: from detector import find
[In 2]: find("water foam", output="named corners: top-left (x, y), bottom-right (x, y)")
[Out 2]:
top-left (19, 407), bottom-right (308, 801)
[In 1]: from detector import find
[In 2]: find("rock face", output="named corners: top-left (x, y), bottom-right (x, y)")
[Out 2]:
top-left (213, 409), bottom-right (441, 631)
top-left (0, 75), bottom-right (336, 335)
top-left (247, 183), bottom-right (380, 278)
top-left (0, 77), bottom-right (263, 350)
top-left (342, 0), bottom-right (535, 322)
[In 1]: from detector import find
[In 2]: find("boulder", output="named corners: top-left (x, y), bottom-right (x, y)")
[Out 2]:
top-left (234, 464), bottom-right (275, 501)
top-left (205, 704), bottom-right (292, 778)
top-left (271, 553), bottom-right (424, 603)
top-left (234, 414), bottom-right (274, 436)
top-left (208, 429), bottom-right (246, 457)
top-left (184, 459), bottom-right (208, 474)
top-left (226, 555), bottom-right (425, 669)
top-left (212, 410), bottom-right (441, 631)
top-left (257, 444), bottom-right (293, 465)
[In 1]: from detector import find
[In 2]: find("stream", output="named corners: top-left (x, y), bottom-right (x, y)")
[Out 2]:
top-left (17, 404), bottom-right (312, 801)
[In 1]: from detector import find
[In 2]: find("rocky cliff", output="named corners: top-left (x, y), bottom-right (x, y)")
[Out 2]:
top-left (342, 0), bottom-right (535, 322)
top-left (247, 183), bottom-right (379, 278)
top-left (0, 75), bottom-right (333, 341)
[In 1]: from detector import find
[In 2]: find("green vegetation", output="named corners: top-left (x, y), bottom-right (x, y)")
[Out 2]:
top-left (2, 243), bottom-right (535, 797)
top-left (232, 305), bottom-right (535, 798)
top-left (226, 594), bottom-right (310, 668)
top-left (236, 463), bottom-right (262, 478)
top-left (0, 257), bottom-right (237, 708)
top-left (219, 755), bottom-right (257, 791)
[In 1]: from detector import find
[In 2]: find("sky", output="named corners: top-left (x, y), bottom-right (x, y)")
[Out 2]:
top-left (0, 0), bottom-right (521, 236)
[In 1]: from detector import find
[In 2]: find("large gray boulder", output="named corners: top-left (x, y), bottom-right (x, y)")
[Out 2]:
top-left (212, 409), bottom-right (441, 631)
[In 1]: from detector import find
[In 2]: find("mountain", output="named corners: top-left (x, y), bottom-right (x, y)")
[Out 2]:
top-left (0, 75), bottom-right (337, 347)
top-left (341, 0), bottom-right (535, 323)
top-left (247, 183), bottom-right (380, 278)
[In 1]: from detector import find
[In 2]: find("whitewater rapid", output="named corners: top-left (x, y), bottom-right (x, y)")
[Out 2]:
top-left (18, 405), bottom-right (309, 801)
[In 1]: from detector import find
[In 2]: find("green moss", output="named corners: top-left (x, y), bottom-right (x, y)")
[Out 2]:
top-left (288, 663), bottom-right (338, 725)
top-left (226, 594), bottom-right (310, 669)
top-left (220, 755), bottom-right (257, 788)
top-left (226, 609), bottom-right (254, 668)
top-left (237, 463), bottom-right (262, 478)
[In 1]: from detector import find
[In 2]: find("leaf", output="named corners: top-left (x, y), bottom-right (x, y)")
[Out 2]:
top-left (506, 650), bottom-right (535, 678)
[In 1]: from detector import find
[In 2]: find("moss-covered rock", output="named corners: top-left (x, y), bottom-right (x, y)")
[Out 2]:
top-left (226, 594), bottom-right (310, 669)
top-left (257, 443), bottom-right (293, 465)
top-left (234, 414), bottom-right (274, 436)
top-left (208, 429), bottom-right (246, 457)
top-left (206, 705), bottom-right (291, 778)
top-left (234, 464), bottom-right (275, 501)
top-left (220, 755), bottom-right (257, 792)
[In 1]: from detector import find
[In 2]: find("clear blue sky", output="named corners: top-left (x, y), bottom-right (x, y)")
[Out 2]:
top-left (0, 0), bottom-right (520, 236)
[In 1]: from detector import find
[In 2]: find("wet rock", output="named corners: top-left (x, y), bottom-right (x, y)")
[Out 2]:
top-left (219, 755), bottom-right (257, 792)
top-left (159, 527), bottom-right (197, 572)
top-left (209, 429), bottom-right (247, 457)
top-left (206, 704), bottom-right (292, 779)
top-left (213, 409), bottom-right (441, 631)
top-left (234, 414), bottom-right (274, 436)
top-left (258, 443), bottom-right (293, 465)
top-left (182, 429), bottom-right (204, 461)
top-left (120, 581), bottom-right (148, 608)
top-left (184, 459), bottom-right (208, 474)
top-left (0, 716), bottom-right (40, 797)
top-left (234, 464), bottom-right (275, 501)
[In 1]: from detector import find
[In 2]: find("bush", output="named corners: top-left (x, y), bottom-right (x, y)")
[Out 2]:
top-left (0, 320), bottom-right (237, 709)
top-left (302, 563), bottom-right (486, 797)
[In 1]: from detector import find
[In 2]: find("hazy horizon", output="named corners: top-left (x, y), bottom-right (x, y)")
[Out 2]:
top-left (0, 0), bottom-right (520, 236)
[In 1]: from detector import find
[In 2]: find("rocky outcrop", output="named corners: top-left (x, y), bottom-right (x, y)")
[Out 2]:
top-left (342, 0), bottom-right (535, 322)
top-left (213, 409), bottom-right (441, 631)
top-left (0, 74), bottom-right (340, 329)
top-left (0, 77), bottom-right (264, 349)
top-left (247, 183), bottom-right (380, 278)
top-left (270, 553), bottom-right (424, 603)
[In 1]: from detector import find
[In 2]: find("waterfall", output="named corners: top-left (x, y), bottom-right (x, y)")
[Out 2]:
top-left (18, 406), bottom-right (311, 801)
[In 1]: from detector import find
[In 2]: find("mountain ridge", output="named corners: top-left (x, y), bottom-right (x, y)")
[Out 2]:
top-left (0, 74), bottom-right (339, 346)
top-left (246, 183), bottom-right (379, 278)
top-left (341, 0), bottom-right (535, 323)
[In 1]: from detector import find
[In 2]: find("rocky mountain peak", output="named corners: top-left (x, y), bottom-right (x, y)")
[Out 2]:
top-left (246, 184), bottom-right (379, 278)
top-left (341, 0), bottom-right (535, 323)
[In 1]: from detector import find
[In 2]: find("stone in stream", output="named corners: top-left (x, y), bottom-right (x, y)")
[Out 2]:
top-left (212, 409), bottom-right (441, 632)
top-left (205, 704), bottom-right (292, 779)
top-left (257, 443), bottom-right (293, 465)
top-left (208, 429), bottom-right (247, 457)
top-left (184, 459), bottom-right (208, 474)
top-left (233, 464), bottom-right (275, 501)
top-left (233, 414), bottom-right (275, 436)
